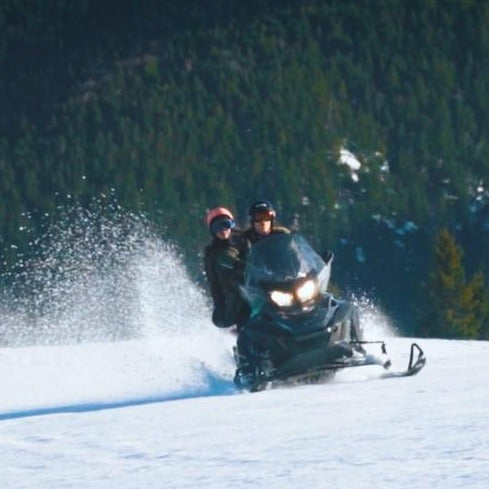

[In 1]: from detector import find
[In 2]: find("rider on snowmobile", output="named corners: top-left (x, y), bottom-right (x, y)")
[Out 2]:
top-left (237, 200), bottom-right (290, 260)
top-left (203, 207), bottom-right (249, 329)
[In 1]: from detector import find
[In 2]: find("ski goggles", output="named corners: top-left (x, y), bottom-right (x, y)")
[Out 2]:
top-left (252, 209), bottom-right (275, 222)
top-left (210, 216), bottom-right (235, 235)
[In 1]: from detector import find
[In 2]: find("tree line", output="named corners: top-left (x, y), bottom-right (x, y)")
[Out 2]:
top-left (1, 0), bottom-right (489, 337)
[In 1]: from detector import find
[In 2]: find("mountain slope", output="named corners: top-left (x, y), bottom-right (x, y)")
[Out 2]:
top-left (1, 336), bottom-right (488, 489)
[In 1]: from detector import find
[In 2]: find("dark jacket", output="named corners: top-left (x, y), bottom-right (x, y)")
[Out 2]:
top-left (237, 224), bottom-right (290, 260)
top-left (204, 233), bottom-right (248, 328)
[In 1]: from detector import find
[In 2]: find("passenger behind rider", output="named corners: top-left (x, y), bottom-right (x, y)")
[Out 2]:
top-left (237, 200), bottom-right (290, 259)
top-left (203, 207), bottom-right (249, 329)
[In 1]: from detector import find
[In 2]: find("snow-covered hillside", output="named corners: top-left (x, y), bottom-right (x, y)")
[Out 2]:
top-left (1, 212), bottom-right (488, 489)
top-left (2, 325), bottom-right (489, 488)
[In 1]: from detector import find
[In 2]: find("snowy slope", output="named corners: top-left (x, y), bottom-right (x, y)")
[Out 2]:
top-left (1, 335), bottom-right (488, 489)
top-left (1, 213), bottom-right (488, 488)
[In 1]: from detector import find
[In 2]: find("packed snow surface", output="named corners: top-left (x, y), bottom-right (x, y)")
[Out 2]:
top-left (2, 335), bottom-right (489, 489)
top-left (1, 207), bottom-right (488, 488)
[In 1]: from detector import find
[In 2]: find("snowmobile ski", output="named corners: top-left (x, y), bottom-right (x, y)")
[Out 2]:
top-left (379, 342), bottom-right (426, 379)
top-left (234, 341), bottom-right (426, 391)
top-left (341, 340), bottom-right (426, 379)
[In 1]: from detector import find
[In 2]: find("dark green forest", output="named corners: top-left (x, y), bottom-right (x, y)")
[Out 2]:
top-left (1, 0), bottom-right (489, 338)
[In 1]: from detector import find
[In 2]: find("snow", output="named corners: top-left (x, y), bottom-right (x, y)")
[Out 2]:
top-left (339, 148), bottom-right (361, 172)
top-left (1, 335), bottom-right (489, 488)
top-left (1, 211), bottom-right (489, 489)
top-left (339, 147), bottom-right (361, 182)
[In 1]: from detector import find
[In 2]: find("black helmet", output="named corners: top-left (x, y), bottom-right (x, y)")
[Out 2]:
top-left (248, 200), bottom-right (276, 222)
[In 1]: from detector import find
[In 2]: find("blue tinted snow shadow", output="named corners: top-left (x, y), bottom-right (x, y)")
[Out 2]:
top-left (0, 370), bottom-right (237, 421)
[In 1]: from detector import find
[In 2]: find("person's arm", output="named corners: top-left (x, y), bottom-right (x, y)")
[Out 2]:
top-left (217, 246), bottom-right (245, 283)
top-left (232, 229), bottom-right (252, 261)
top-left (204, 247), bottom-right (224, 307)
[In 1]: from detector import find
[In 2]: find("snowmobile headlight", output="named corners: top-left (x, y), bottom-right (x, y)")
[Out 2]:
top-left (270, 290), bottom-right (294, 307)
top-left (296, 279), bottom-right (318, 303)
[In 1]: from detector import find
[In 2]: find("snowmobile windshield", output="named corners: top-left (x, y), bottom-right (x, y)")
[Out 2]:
top-left (245, 234), bottom-right (326, 287)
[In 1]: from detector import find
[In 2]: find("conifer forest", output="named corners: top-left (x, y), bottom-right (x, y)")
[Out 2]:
top-left (1, 0), bottom-right (489, 338)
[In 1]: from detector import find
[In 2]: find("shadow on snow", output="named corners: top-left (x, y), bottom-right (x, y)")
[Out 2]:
top-left (0, 369), bottom-right (236, 421)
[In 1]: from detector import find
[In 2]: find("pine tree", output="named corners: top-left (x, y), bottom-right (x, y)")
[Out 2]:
top-left (457, 271), bottom-right (486, 339)
top-left (421, 229), bottom-right (489, 339)
top-left (466, 271), bottom-right (489, 340)
top-left (423, 229), bottom-right (466, 338)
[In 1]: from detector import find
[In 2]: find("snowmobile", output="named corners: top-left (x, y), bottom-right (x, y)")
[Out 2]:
top-left (233, 233), bottom-right (426, 391)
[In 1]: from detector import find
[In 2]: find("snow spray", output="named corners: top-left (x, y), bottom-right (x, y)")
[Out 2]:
top-left (0, 199), bottom-right (237, 408)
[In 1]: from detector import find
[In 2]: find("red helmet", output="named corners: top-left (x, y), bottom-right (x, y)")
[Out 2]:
top-left (205, 207), bottom-right (234, 228)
